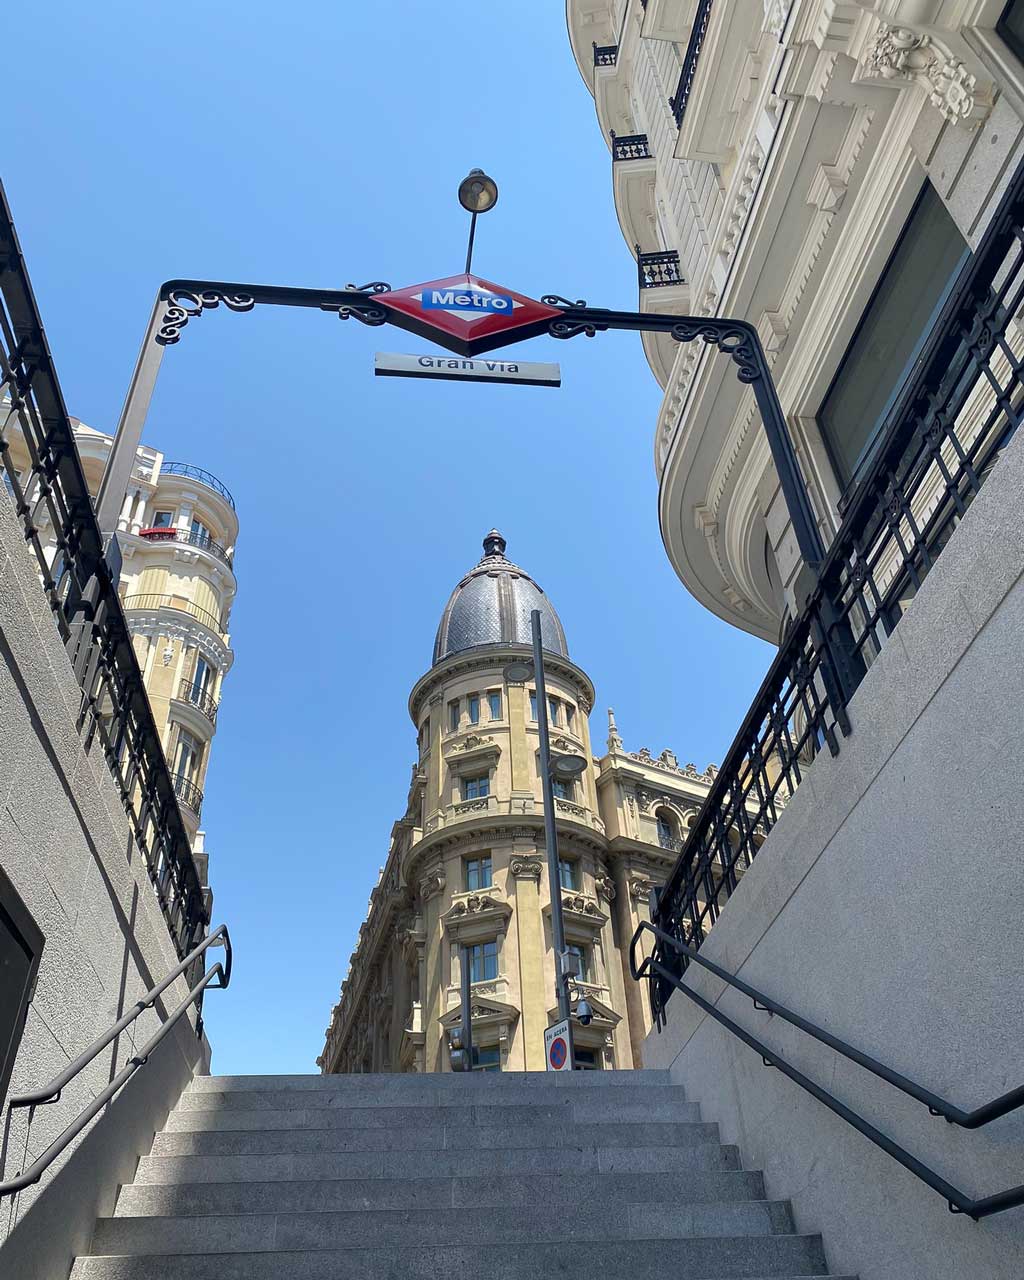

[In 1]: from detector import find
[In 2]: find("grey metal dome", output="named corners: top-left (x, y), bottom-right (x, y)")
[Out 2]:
top-left (433, 530), bottom-right (569, 665)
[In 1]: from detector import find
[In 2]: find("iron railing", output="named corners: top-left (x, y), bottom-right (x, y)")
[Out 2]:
top-left (631, 921), bottom-right (1024, 1219)
top-left (611, 131), bottom-right (652, 161)
top-left (173, 774), bottom-right (204, 818)
top-left (161, 461), bottom-right (235, 510)
top-left (0, 180), bottom-right (209, 962)
top-left (138, 524), bottom-right (233, 567)
top-left (177, 677), bottom-right (219, 726)
top-left (122, 592), bottom-right (225, 635)
top-left (648, 152), bottom-right (1024, 1014)
top-left (0, 926), bottom-right (231, 1200)
top-left (638, 248), bottom-right (684, 289)
top-left (669, 0), bottom-right (713, 127)
top-left (593, 43), bottom-right (618, 67)
top-left (658, 830), bottom-right (684, 852)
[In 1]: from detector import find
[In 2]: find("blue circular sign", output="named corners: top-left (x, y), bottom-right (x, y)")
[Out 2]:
top-left (548, 1035), bottom-right (568, 1070)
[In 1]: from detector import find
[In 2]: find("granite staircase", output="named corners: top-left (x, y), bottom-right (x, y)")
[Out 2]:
top-left (72, 1069), bottom-right (854, 1279)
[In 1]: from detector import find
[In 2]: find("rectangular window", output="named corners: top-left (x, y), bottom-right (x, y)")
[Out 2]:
top-left (191, 655), bottom-right (212, 700)
top-left (465, 855), bottom-right (493, 891)
top-left (565, 703), bottom-right (575, 732)
top-left (548, 697), bottom-right (560, 726)
top-left (468, 694), bottom-right (480, 725)
top-left (174, 729), bottom-right (201, 782)
top-left (462, 775), bottom-right (490, 801)
top-left (190, 516), bottom-right (212, 547)
top-left (472, 1044), bottom-right (501, 1072)
top-left (574, 1047), bottom-right (601, 1071)
top-left (529, 691), bottom-right (537, 721)
top-left (1000, 0), bottom-right (1024, 61)
top-left (419, 718), bottom-right (430, 755)
top-left (448, 700), bottom-right (460, 732)
top-left (558, 858), bottom-right (579, 891)
top-left (567, 943), bottom-right (590, 983)
top-left (468, 939), bottom-right (498, 983)
top-left (152, 510), bottom-right (175, 528)
top-left (818, 183), bottom-right (968, 490)
top-left (0, 866), bottom-right (44, 1104)
top-left (552, 779), bottom-right (573, 801)
top-left (488, 691), bottom-right (502, 720)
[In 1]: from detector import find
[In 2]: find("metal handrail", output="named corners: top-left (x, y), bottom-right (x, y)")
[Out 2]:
top-left (0, 925), bottom-right (231, 1199)
top-left (630, 920), bottom-right (1024, 1219)
top-left (172, 774), bottom-right (204, 816)
top-left (121, 592), bottom-right (224, 635)
top-left (138, 526), bottom-right (233, 568)
top-left (160, 462), bottom-right (236, 511)
top-left (176, 678), bottom-right (219, 725)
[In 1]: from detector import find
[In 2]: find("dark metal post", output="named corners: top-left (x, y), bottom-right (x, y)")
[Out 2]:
top-left (532, 610), bottom-right (575, 1054)
top-left (460, 942), bottom-right (474, 1069)
top-left (465, 211), bottom-right (479, 276)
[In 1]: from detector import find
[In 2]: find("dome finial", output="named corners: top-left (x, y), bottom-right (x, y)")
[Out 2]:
top-left (482, 529), bottom-right (507, 558)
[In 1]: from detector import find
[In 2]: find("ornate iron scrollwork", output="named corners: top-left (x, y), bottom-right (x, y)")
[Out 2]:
top-left (156, 289), bottom-right (256, 346)
top-left (333, 301), bottom-right (390, 327)
top-left (669, 320), bottom-right (760, 384)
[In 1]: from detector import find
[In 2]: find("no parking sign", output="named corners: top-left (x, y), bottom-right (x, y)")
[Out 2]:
top-left (544, 1019), bottom-right (572, 1072)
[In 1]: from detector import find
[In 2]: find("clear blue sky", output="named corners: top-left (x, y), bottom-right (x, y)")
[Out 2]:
top-left (6, 0), bottom-right (772, 1072)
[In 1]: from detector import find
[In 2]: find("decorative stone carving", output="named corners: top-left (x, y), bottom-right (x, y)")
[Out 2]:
top-left (857, 24), bottom-right (991, 128)
top-left (555, 798), bottom-right (587, 819)
top-left (418, 870), bottom-right (446, 901)
top-left (448, 893), bottom-right (500, 915)
top-left (629, 878), bottom-right (654, 903)
top-left (510, 858), bottom-right (543, 880)
top-left (606, 707), bottom-right (623, 753)
top-left (595, 874), bottom-right (616, 903)
top-left (562, 894), bottom-right (602, 918)
top-left (453, 733), bottom-right (493, 752)
top-left (636, 787), bottom-right (652, 814)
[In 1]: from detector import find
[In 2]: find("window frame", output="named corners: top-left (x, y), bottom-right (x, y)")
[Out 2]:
top-left (462, 774), bottom-right (490, 801)
top-left (558, 858), bottom-right (580, 891)
top-left (566, 942), bottom-right (590, 983)
top-left (152, 509), bottom-right (175, 529)
top-left (464, 855), bottom-right (493, 891)
top-left (529, 690), bottom-right (538, 722)
top-left (552, 778), bottom-right (574, 801)
top-left (999, 0), bottom-right (1024, 61)
top-left (468, 938), bottom-right (499, 983)
top-left (448, 699), bottom-right (460, 733)
top-left (467, 694), bottom-right (480, 725)
top-left (471, 1044), bottom-right (501, 1072)
top-left (488, 690), bottom-right (502, 721)
top-left (0, 866), bottom-right (44, 1105)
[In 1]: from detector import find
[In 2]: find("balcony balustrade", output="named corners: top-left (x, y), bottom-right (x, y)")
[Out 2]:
top-left (138, 525), bottom-right (233, 568)
top-left (177, 678), bottom-right (219, 726)
top-left (637, 249), bottom-right (684, 289)
top-left (161, 462), bottom-right (235, 510)
top-left (669, 0), bottom-right (713, 127)
top-left (172, 775), bottom-right (204, 818)
top-left (611, 132), bottom-right (652, 161)
top-left (593, 43), bottom-right (618, 67)
top-left (122, 592), bottom-right (225, 636)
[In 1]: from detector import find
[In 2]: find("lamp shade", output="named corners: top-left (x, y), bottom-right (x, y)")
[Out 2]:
top-left (458, 168), bottom-right (499, 214)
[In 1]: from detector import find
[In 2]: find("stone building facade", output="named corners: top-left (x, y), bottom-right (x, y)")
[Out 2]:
top-left (3, 411), bottom-right (238, 887)
top-left (318, 531), bottom-right (735, 1074)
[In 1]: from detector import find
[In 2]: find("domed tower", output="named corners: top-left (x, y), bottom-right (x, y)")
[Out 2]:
top-left (400, 530), bottom-right (632, 1072)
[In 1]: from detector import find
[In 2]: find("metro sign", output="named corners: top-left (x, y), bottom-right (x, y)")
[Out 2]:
top-left (373, 274), bottom-right (562, 357)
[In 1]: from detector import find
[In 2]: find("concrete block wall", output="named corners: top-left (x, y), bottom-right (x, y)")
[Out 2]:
top-left (644, 425), bottom-right (1024, 1278)
top-left (0, 493), bottom-right (209, 1280)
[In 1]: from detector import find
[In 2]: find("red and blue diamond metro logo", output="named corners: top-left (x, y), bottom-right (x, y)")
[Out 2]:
top-left (373, 274), bottom-right (562, 357)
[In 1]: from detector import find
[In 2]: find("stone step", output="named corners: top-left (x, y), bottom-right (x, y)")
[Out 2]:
top-left (175, 1083), bottom-right (691, 1111)
top-left (151, 1118), bottom-right (718, 1156)
top-left (73, 1239), bottom-right (839, 1280)
top-left (135, 1140), bottom-right (743, 1185)
top-left (185, 1069), bottom-right (675, 1092)
top-left (164, 1100), bottom-right (701, 1132)
top-left (117, 1169), bottom-right (770, 1216)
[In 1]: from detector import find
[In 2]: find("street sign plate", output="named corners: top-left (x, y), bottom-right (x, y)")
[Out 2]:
top-left (374, 275), bottom-right (563, 357)
top-left (374, 352), bottom-right (560, 387)
top-left (545, 1019), bottom-right (572, 1072)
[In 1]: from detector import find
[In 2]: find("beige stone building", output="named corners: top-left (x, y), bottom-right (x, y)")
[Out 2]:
top-left (2, 409), bottom-right (238, 889)
top-left (318, 530), bottom-right (734, 1074)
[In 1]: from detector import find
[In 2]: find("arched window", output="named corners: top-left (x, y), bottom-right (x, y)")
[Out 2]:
top-left (656, 808), bottom-right (678, 850)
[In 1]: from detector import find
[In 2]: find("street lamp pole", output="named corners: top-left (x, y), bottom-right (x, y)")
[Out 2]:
top-left (530, 609), bottom-right (573, 1032)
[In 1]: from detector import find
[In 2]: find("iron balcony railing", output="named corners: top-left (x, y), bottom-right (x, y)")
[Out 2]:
top-left (161, 461), bottom-right (236, 511)
top-left (0, 179), bottom-right (208, 963)
top-left (637, 248), bottom-right (685, 289)
top-left (647, 152), bottom-right (1024, 1021)
top-left (122, 592), bottom-right (225, 635)
top-left (593, 43), bottom-right (618, 67)
top-left (138, 524), bottom-right (233, 567)
top-left (173, 774), bottom-right (204, 818)
top-left (658, 830), bottom-right (684, 852)
top-left (611, 131), bottom-right (652, 161)
top-left (669, 0), bottom-right (713, 127)
top-left (177, 678), bottom-right (219, 726)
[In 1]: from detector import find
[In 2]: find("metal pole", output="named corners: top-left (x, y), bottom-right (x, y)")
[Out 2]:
top-left (460, 942), bottom-right (473, 1069)
top-left (94, 295), bottom-right (168, 534)
top-left (464, 211), bottom-right (478, 276)
top-left (532, 609), bottom-right (574, 1041)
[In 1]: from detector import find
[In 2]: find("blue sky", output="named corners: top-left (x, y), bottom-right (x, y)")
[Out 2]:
top-left (6, 0), bottom-right (771, 1072)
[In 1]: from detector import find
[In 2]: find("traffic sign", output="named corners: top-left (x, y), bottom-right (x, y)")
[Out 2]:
top-left (374, 352), bottom-right (560, 387)
top-left (544, 1019), bottom-right (573, 1072)
top-left (373, 275), bottom-right (563, 357)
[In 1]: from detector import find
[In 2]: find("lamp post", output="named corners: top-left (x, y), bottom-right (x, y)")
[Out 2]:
top-left (505, 611), bottom-right (588, 1059)
top-left (457, 168), bottom-right (498, 276)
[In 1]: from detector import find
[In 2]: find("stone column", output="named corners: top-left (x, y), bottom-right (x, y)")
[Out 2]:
top-left (510, 851), bottom-right (546, 1071)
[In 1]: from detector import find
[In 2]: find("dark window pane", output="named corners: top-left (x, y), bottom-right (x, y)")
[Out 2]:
top-left (819, 183), bottom-right (968, 486)
top-left (1000, 0), bottom-right (1024, 59)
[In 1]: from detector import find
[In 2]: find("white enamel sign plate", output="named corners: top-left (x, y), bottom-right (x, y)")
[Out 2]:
top-left (374, 351), bottom-right (560, 388)
top-left (544, 1019), bottom-right (572, 1071)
